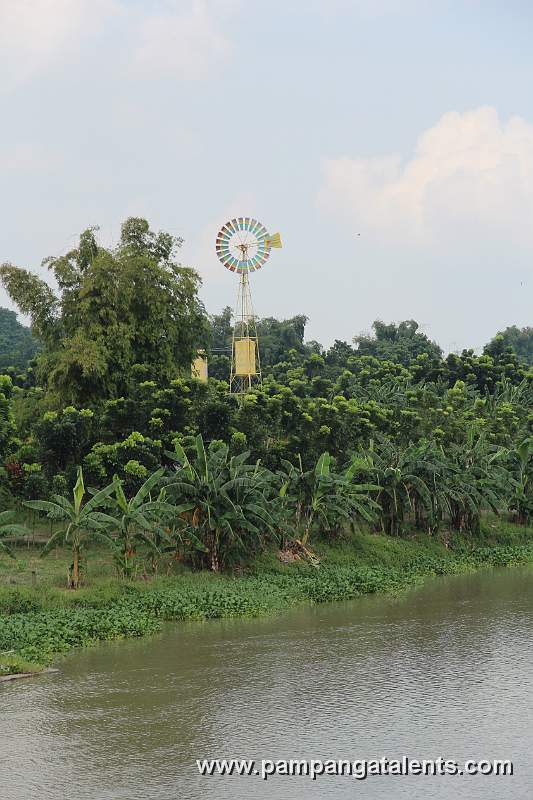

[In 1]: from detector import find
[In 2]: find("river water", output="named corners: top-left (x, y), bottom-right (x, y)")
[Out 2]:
top-left (1, 567), bottom-right (533, 799)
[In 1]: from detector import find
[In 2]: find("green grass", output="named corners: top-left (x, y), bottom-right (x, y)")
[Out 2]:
top-left (0, 652), bottom-right (43, 676)
top-left (1, 515), bottom-right (533, 673)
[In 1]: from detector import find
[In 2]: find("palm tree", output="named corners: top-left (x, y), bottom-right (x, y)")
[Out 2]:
top-left (24, 467), bottom-right (118, 588)
top-left (0, 511), bottom-right (29, 559)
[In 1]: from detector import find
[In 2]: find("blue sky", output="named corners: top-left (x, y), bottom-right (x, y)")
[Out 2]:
top-left (1, 1), bottom-right (533, 352)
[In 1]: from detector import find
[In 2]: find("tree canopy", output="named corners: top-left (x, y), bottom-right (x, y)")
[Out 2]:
top-left (353, 319), bottom-right (442, 366)
top-left (0, 219), bottom-right (207, 404)
top-left (0, 218), bottom-right (532, 546)
top-left (484, 326), bottom-right (533, 366)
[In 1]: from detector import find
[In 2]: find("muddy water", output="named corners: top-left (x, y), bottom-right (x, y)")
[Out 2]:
top-left (2, 567), bottom-right (533, 799)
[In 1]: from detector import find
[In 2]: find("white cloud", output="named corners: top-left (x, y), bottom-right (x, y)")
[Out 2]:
top-left (0, 0), bottom-right (233, 90)
top-left (318, 107), bottom-right (533, 248)
top-left (133, 0), bottom-right (232, 80)
top-left (0, 0), bottom-right (117, 90)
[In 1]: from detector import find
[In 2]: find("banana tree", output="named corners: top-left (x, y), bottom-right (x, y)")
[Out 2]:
top-left (24, 467), bottom-right (119, 588)
top-left (166, 435), bottom-right (273, 571)
top-left (100, 467), bottom-right (181, 577)
top-left (445, 430), bottom-right (509, 534)
top-left (298, 452), bottom-right (346, 544)
top-left (508, 438), bottom-right (533, 525)
top-left (277, 452), bottom-right (379, 545)
top-left (0, 511), bottom-right (29, 559)
top-left (350, 438), bottom-right (432, 536)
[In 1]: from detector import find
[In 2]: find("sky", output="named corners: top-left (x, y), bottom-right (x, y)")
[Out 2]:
top-left (1, 0), bottom-right (533, 353)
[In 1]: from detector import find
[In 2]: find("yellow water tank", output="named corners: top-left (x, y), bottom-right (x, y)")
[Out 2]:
top-left (191, 351), bottom-right (208, 382)
top-left (234, 338), bottom-right (256, 376)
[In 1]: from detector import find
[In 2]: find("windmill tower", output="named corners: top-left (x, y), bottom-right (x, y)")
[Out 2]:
top-left (215, 217), bottom-right (282, 395)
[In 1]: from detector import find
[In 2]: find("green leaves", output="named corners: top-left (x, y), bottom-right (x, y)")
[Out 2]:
top-left (132, 467), bottom-right (166, 508)
top-left (24, 467), bottom-right (123, 586)
top-left (0, 509), bottom-right (32, 555)
top-left (0, 511), bottom-right (24, 558)
top-left (1, 219), bottom-right (207, 405)
top-left (73, 466), bottom-right (85, 515)
top-left (23, 500), bottom-right (67, 518)
top-left (82, 480), bottom-right (119, 515)
top-left (0, 263), bottom-right (60, 342)
top-left (349, 438), bottom-right (436, 536)
top-left (314, 452), bottom-right (331, 479)
top-left (171, 441), bottom-right (194, 480)
top-left (165, 435), bottom-right (275, 571)
top-left (273, 450), bottom-right (380, 546)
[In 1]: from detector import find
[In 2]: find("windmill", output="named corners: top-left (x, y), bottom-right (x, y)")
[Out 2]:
top-left (215, 217), bottom-right (282, 395)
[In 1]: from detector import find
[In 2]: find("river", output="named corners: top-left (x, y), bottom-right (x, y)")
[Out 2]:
top-left (1, 566), bottom-right (533, 799)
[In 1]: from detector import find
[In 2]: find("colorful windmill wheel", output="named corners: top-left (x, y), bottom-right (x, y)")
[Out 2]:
top-left (215, 217), bottom-right (282, 273)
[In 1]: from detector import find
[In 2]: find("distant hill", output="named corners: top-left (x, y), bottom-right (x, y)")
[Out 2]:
top-left (0, 307), bottom-right (40, 371)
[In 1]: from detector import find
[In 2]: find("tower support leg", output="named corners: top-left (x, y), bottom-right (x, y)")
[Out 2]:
top-left (230, 273), bottom-right (262, 396)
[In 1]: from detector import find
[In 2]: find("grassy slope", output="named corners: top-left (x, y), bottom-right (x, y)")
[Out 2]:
top-left (1, 517), bottom-right (533, 675)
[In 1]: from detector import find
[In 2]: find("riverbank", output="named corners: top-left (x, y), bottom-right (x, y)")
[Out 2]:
top-left (1, 519), bottom-right (533, 675)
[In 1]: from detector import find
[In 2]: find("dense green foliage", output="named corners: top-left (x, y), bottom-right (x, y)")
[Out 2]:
top-left (0, 308), bottom-right (39, 372)
top-left (485, 325), bottom-right (533, 366)
top-left (0, 219), bottom-right (207, 404)
top-left (353, 319), bottom-right (442, 365)
top-left (1, 221), bottom-right (533, 672)
top-left (2, 322), bottom-right (531, 547)
top-left (0, 233), bottom-right (531, 537)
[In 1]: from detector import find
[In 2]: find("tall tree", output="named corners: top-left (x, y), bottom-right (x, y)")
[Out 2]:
top-left (1, 219), bottom-right (208, 404)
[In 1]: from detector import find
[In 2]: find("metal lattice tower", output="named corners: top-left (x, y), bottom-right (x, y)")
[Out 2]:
top-left (230, 271), bottom-right (262, 395)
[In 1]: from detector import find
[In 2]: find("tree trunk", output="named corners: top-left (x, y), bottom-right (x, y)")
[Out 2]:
top-left (125, 546), bottom-right (134, 578)
top-left (209, 530), bottom-right (220, 572)
top-left (69, 546), bottom-right (80, 589)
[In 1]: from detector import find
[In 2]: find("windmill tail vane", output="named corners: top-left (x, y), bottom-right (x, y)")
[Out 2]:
top-left (265, 232), bottom-right (282, 249)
